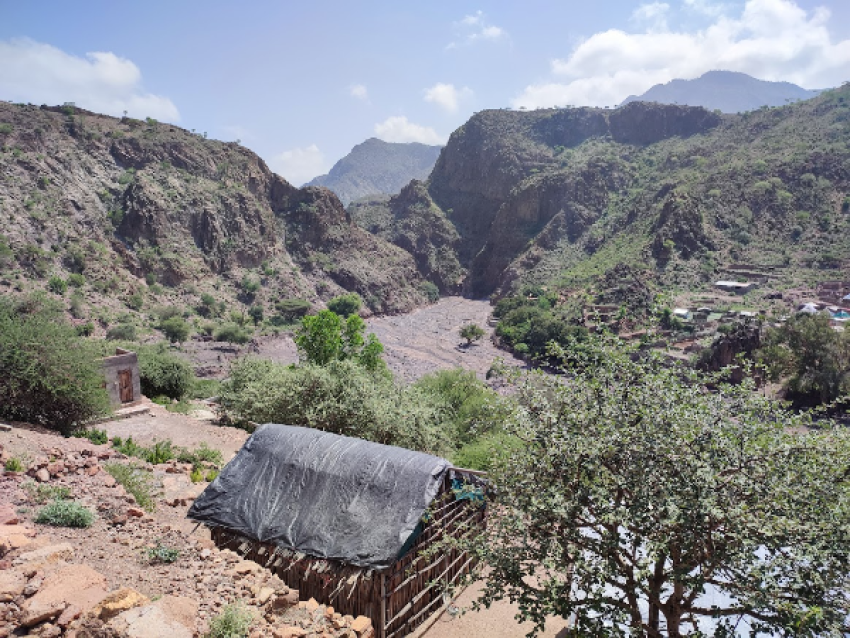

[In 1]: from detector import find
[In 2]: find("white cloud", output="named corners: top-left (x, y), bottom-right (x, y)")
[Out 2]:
top-left (423, 83), bottom-right (473, 113)
top-left (349, 84), bottom-right (368, 101)
top-left (448, 10), bottom-right (507, 49)
top-left (512, 0), bottom-right (850, 109)
top-left (0, 38), bottom-right (179, 121)
top-left (631, 3), bottom-right (671, 31)
top-left (374, 116), bottom-right (444, 144)
top-left (269, 144), bottom-right (328, 186)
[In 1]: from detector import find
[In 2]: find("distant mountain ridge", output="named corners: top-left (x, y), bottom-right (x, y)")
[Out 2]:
top-left (307, 138), bottom-right (442, 206)
top-left (621, 70), bottom-right (823, 113)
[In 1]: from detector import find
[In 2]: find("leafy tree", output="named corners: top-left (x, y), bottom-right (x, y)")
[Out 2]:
top-left (758, 313), bottom-right (850, 407)
top-left (135, 344), bottom-right (193, 400)
top-left (471, 337), bottom-right (850, 637)
top-left (459, 323), bottom-right (485, 345)
top-left (295, 309), bottom-right (385, 371)
top-left (48, 275), bottom-right (67, 295)
top-left (106, 323), bottom-right (136, 341)
top-left (248, 304), bottom-right (264, 325)
top-left (275, 298), bottom-right (311, 321)
top-left (214, 322), bottom-right (251, 345)
top-left (160, 316), bottom-right (190, 343)
top-left (327, 292), bottom-right (362, 317)
top-left (0, 295), bottom-right (110, 434)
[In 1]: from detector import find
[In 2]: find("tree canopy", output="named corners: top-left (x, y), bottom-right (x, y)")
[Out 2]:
top-left (295, 309), bottom-right (384, 371)
top-left (472, 337), bottom-right (850, 637)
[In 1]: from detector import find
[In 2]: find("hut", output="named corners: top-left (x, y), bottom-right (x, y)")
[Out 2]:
top-left (188, 425), bottom-right (486, 638)
top-left (100, 347), bottom-right (141, 406)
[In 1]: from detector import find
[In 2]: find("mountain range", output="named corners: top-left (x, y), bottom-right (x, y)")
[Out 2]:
top-left (621, 70), bottom-right (823, 113)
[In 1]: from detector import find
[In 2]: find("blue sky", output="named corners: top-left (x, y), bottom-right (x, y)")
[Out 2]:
top-left (1, 0), bottom-right (849, 184)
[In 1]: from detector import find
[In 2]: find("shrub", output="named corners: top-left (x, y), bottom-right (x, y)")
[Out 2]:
top-left (276, 298), bottom-right (311, 320)
top-left (452, 432), bottom-right (524, 472)
top-left (459, 323), bottom-right (485, 345)
top-left (73, 427), bottom-right (108, 445)
top-left (35, 500), bottom-right (94, 528)
top-left (76, 322), bottom-right (94, 337)
top-left (136, 345), bottom-right (193, 400)
top-left (126, 292), bottom-right (144, 311)
top-left (240, 275), bottom-right (260, 296)
top-left (104, 463), bottom-right (156, 511)
top-left (145, 540), bottom-right (180, 564)
top-left (0, 295), bottom-right (110, 434)
top-left (214, 323), bottom-right (251, 345)
top-left (160, 316), bottom-right (190, 343)
top-left (419, 281), bottom-right (440, 303)
top-left (48, 275), bottom-right (67, 295)
top-left (190, 467), bottom-right (204, 483)
top-left (327, 292), bottom-right (362, 317)
top-left (106, 323), bottom-right (137, 341)
top-left (4, 457), bottom-right (24, 472)
top-left (248, 304), bottom-right (264, 325)
top-left (206, 603), bottom-right (254, 638)
top-left (23, 482), bottom-right (72, 503)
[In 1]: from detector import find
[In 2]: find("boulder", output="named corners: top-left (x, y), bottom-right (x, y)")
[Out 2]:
top-left (0, 503), bottom-right (20, 526)
top-left (0, 569), bottom-right (26, 602)
top-left (112, 595), bottom-right (198, 638)
top-left (0, 524), bottom-right (38, 555)
top-left (90, 587), bottom-right (149, 620)
top-left (14, 543), bottom-right (73, 569)
top-left (351, 616), bottom-right (372, 635)
top-left (20, 564), bottom-right (108, 626)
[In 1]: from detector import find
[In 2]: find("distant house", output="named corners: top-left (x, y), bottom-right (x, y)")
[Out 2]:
top-left (101, 348), bottom-right (141, 406)
top-left (673, 308), bottom-right (691, 319)
top-left (715, 280), bottom-right (756, 294)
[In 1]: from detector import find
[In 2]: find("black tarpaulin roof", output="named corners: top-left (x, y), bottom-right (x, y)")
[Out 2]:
top-left (187, 424), bottom-right (451, 569)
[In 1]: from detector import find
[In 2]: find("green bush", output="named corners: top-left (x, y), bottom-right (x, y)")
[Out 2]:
top-left (452, 432), bottom-right (524, 472)
top-left (136, 345), bottom-right (193, 400)
top-left (327, 292), bottom-right (362, 317)
top-left (72, 427), bottom-right (108, 445)
top-left (76, 322), bottom-right (94, 337)
top-left (275, 298), bottom-right (311, 320)
top-left (23, 481), bottom-right (72, 503)
top-left (4, 457), bottom-right (24, 472)
top-left (419, 281), bottom-right (440, 303)
top-left (106, 323), bottom-right (137, 341)
top-left (48, 275), bottom-right (68, 295)
top-left (459, 323), bottom-right (485, 345)
top-left (104, 463), bottom-right (156, 511)
top-left (214, 323), bottom-right (251, 345)
top-left (35, 500), bottom-right (94, 528)
top-left (126, 292), bottom-right (144, 311)
top-left (160, 316), bottom-right (190, 343)
top-left (0, 295), bottom-right (110, 434)
top-left (206, 603), bottom-right (254, 638)
top-left (220, 358), bottom-right (447, 455)
top-left (248, 304), bottom-right (264, 325)
top-left (145, 540), bottom-right (180, 564)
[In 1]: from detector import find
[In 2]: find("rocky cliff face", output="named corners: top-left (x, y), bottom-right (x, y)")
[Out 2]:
top-left (0, 103), bottom-right (427, 314)
top-left (306, 138), bottom-right (442, 206)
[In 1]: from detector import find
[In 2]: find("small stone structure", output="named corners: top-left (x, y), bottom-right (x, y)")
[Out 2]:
top-left (101, 348), bottom-right (141, 406)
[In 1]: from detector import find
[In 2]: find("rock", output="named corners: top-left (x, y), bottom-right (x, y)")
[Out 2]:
top-left (90, 587), bottom-right (149, 620)
top-left (273, 626), bottom-right (307, 638)
top-left (303, 597), bottom-right (319, 612)
top-left (0, 504), bottom-right (19, 526)
top-left (46, 462), bottom-right (64, 477)
top-left (113, 595), bottom-right (198, 638)
top-left (257, 586), bottom-right (275, 605)
top-left (14, 543), bottom-right (73, 569)
top-left (271, 590), bottom-right (299, 610)
top-left (231, 560), bottom-right (262, 576)
top-left (0, 569), bottom-right (26, 601)
top-left (56, 604), bottom-right (82, 627)
top-left (101, 475), bottom-right (116, 488)
top-left (85, 466), bottom-right (100, 477)
top-left (39, 622), bottom-right (62, 637)
top-left (126, 507), bottom-right (144, 518)
top-left (0, 524), bottom-right (38, 556)
top-left (20, 564), bottom-right (108, 626)
top-left (351, 616), bottom-right (372, 635)
top-left (35, 469), bottom-right (50, 483)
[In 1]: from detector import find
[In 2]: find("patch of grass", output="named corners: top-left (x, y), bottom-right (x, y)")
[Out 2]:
top-left (191, 378), bottom-right (221, 400)
top-left (35, 500), bottom-right (94, 528)
top-left (205, 469), bottom-right (219, 482)
top-left (177, 442), bottom-right (223, 468)
top-left (72, 427), bottom-right (108, 445)
top-left (104, 462), bottom-right (157, 511)
top-left (206, 603), bottom-right (254, 638)
top-left (3, 457), bottom-right (24, 472)
top-left (145, 540), bottom-right (180, 564)
top-left (190, 467), bottom-right (204, 483)
top-left (23, 481), bottom-right (72, 504)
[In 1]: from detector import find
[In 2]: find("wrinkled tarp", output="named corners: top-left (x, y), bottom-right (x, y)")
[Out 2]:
top-left (187, 424), bottom-right (451, 569)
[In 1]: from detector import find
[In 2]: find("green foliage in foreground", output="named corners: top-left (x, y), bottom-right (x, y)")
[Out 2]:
top-left (493, 290), bottom-right (588, 360)
top-left (459, 323), bottom-right (485, 345)
top-left (206, 603), bottom-right (254, 638)
top-left (35, 500), bottom-right (94, 528)
top-left (0, 295), bottom-right (110, 434)
top-left (145, 540), bottom-right (180, 564)
top-left (471, 337), bottom-right (850, 637)
top-left (295, 310), bottom-right (384, 371)
top-left (23, 481), bottom-right (72, 504)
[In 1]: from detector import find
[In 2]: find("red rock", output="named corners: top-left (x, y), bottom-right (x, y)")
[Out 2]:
top-left (35, 468), bottom-right (50, 483)
top-left (0, 569), bottom-right (26, 601)
top-left (20, 564), bottom-right (108, 626)
top-left (102, 475), bottom-right (117, 488)
top-left (273, 626), bottom-right (306, 638)
top-left (0, 503), bottom-right (19, 526)
top-left (56, 604), bottom-right (82, 627)
top-left (46, 462), bottom-right (64, 476)
top-left (86, 465), bottom-right (100, 476)
top-left (126, 507), bottom-right (144, 518)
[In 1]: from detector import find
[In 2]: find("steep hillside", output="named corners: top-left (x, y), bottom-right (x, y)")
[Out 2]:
top-left (0, 103), bottom-right (430, 330)
top-left (621, 70), bottom-right (822, 113)
top-left (306, 138), bottom-right (441, 205)
top-left (354, 88), bottom-right (850, 297)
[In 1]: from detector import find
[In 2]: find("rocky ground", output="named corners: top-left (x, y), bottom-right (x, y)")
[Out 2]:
top-left (0, 421), bottom-right (374, 638)
top-left (187, 297), bottom-right (524, 384)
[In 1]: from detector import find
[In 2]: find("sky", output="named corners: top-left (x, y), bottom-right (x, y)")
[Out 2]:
top-left (1, 0), bottom-right (849, 185)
